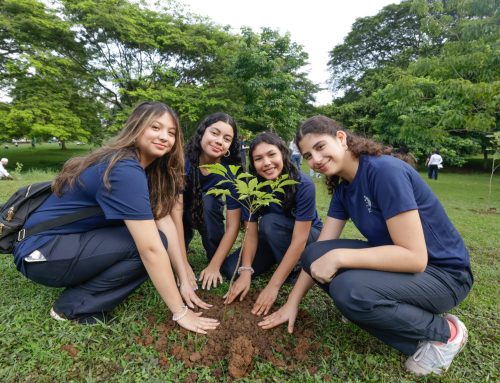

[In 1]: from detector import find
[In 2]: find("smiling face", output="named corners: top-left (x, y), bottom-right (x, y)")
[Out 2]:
top-left (135, 112), bottom-right (177, 168)
top-left (251, 142), bottom-right (284, 180)
top-left (199, 121), bottom-right (234, 163)
top-left (298, 131), bottom-right (358, 181)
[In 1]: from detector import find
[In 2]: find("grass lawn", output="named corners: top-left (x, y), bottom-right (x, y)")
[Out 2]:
top-left (0, 154), bottom-right (498, 382)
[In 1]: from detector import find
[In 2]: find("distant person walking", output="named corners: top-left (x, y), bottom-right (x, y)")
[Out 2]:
top-left (0, 158), bottom-right (13, 180)
top-left (425, 150), bottom-right (443, 180)
top-left (239, 136), bottom-right (249, 171)
top-left (289, 140), bottom-right (302, 171)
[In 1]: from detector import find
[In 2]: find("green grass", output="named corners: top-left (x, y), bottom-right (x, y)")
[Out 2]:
top-left (0, 152), bottom-right (499, 382)
top-left (0, 142), bottom-right (93, 171)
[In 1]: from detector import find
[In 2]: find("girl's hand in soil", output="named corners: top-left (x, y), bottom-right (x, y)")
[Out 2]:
top-left (199, 265), bottom-right (223, 290)
top-left (251, 285), bottom-right (279, 316)
top-left (258, 301), bottom-right (298, 333)
top-left (180, 282), bottom-right (212, 310)
top-left (223, 273), bottom-right (251, 304)
top-left (176, 265), bottom-right (197, 290)
top-left (185, 264), bottom-right (198, 290)
top-left (176, 310), bottom-right (220, 334)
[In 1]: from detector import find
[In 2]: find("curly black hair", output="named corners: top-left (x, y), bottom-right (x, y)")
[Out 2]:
top-left (184, 112), bottom-right (240, 229)
top-left (248, 131), bottom-right (300, 216)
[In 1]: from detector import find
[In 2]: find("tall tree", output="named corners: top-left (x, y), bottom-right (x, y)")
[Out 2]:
top-left (229, 27), bottom-right (318, 139)
top-left (327, 0), bottom-right (499, 164)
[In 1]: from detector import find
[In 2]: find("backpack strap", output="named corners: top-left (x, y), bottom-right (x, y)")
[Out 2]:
top-left (17, 206), bottom-right (103, 242)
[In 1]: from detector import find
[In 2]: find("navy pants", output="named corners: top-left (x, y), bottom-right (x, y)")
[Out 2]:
top-left (183, 194), bottom-right (225, 262)
top-left (22, 225), bottom-right (168, 319)
top-left (428, 165), bottom-right (439, 180)
top-left (291, 154), bottom-right (301, 171)
top-left (222, 213), bottom-right (321, 279)
top-left (301, 239), bottom-right (473, 355)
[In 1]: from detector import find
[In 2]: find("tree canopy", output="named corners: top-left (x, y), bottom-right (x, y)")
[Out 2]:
top-left (326, 0), bottom-right (499, 165)
top-left (0, 0), bottom-right (317, 145)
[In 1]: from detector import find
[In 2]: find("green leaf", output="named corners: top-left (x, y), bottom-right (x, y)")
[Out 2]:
top-left (237, 172), bottom-right (254, 180)
top-left (215, 179), bottom-right (233, 186)
top-left (229, 165), bottom-right (241, 177)
top-left (200, 163), bottom-right (227, 177)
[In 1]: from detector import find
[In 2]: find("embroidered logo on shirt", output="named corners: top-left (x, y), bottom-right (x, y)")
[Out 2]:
top-left (363, 195), bottom-right (372, 213)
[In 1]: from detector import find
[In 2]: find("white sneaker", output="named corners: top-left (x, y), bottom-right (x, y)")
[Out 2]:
top-left (50, 307), bottom-right (67, 321)
top-left (405, 314), bottom-right (468, 376)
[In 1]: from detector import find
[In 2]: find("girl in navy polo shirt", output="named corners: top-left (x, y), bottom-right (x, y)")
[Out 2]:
top-left (259, 116), bottom-right (472, 376)
top-left (224, 132), bottom-right (322, 316)
top-left (182, 113), bottom-right (242, 290)
top-left (13, 102), bottom-right (219, 333)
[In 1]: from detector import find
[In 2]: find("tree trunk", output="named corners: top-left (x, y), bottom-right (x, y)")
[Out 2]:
top-left (60, 140), bottom-right (67, 150)
top-left (483, 149), bottom-right (488, 170)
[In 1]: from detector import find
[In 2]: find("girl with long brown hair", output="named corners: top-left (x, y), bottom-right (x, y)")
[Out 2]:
top-left (260, 116), bottom-right (472, 376)
top-left (12, 102), bottom-right (219, 333)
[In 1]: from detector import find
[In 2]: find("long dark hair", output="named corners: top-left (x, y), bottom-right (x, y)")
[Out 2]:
top-left (53, 101), bottom-right (184, 219)
top-left (249, 132), bottom-right (300, 216)
top-left (184, 112), bottom-right (240, 228)
top-left (296, 115), bottom-right (408, 194)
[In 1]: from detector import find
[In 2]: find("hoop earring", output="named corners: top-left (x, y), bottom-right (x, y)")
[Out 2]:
top-left (224, 150), bottom-right (230, 158)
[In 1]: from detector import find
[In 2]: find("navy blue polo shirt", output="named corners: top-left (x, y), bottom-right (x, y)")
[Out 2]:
top-left (13, 158), bottom-right (153, 270)
top-left (244, 172), bottom-right (323, 231)
top-left (328, 155), bottom-right (470, 270)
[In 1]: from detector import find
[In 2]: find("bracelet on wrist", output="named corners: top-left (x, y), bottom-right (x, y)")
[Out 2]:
top-left (172, 305), bottom-right (188, 322)
top-left (237, 266), bottom-right (254, 275)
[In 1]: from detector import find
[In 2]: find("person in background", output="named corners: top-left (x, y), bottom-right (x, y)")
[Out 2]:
top-left (0, 158), bottom-right (13, 180)
top-left (224, 132), bottom-right (322, 315)
top-left (239, 135), bottom-right (249, 171)
top-left (182, 112), bottom-right (242, 290)
top-left (289, 139), bottom-right (302, 171)
top-left (12, 102), bottom-right (219, 333)
top-left (425, 150), bottom-right (443, 180)
top-left (260, 116), bottom-right (472, 377)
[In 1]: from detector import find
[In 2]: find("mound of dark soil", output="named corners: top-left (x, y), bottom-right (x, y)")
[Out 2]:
top-left (136, 291), bottom-right (330, 380)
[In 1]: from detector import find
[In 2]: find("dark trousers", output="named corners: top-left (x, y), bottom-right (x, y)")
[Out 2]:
top-left (21, 225), bottom-right (168, 319)
top-left (291, 154), bottom-right (301, 171)
top-left (301, 239), bottom-right (473, 355)
top-left (222, 213), bottom-right (321, 279)
top-left (428, 165), bottom-right (439, 180)
top-left (183, 194), bottom-right (225, 262)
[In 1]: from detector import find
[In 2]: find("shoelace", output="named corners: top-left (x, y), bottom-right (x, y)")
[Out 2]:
top-left (412, 342), bottom-right (447, 366)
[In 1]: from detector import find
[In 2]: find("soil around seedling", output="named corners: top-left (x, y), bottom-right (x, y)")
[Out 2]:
top-left (136, 291), bottom-right (330, 380)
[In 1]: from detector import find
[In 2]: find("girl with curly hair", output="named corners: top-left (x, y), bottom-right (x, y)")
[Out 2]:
top-left (260, 116), bottom-right (472, 376)
top-left (181, 112), bottom-right (242, 290)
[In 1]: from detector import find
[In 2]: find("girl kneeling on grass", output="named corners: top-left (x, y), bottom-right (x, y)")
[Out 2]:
top-left (224, 132), bottom-right (323, 315)
top-left (260, 116), bottom-right (473, 376)
top-left (181, 113), bottom-right (242, 290)
top-left (12, 102), bottom-right (219, 333)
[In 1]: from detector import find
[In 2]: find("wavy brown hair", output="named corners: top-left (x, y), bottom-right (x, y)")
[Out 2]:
top-left (53, 101), bottom-right (184, 219)
top-left (296, 115), bottom-right (410, 194)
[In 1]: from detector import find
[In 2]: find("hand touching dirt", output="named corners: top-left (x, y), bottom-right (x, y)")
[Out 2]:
top-left (179, 282), bottom-right (212, 310)
top-left (223, 273), bottom-right (251, 304)
top-left (199, 264), bottom-right (223, 290)
top-left (251, 284), bottom-right (279, 316)
top-left (185, 264), bottom-right (198, 289)
top-left (176, 310), bottom-right (219, 334)
top-left (258, 301), bottom-right (298, 333)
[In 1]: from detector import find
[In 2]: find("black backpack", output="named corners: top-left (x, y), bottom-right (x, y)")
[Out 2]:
top-left (0, 181), bottom-right (102, 254)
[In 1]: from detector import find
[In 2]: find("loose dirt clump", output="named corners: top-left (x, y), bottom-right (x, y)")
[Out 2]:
top-left (136, 291), bottom-right (330, 379)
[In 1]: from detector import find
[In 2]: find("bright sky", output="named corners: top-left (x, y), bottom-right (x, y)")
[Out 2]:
top-left (176, 0), bottom-right (400, 105)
